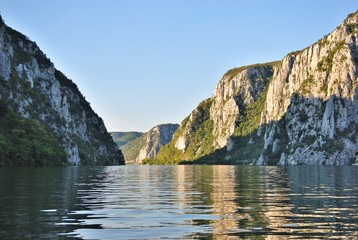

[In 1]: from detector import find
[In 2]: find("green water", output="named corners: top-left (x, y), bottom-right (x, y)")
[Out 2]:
top-left (1, 165), bottom-right (358, 239)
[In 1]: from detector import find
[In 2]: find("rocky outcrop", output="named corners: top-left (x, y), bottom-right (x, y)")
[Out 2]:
top-left (256, 11), bottom-right (358, 165)
top-left (137, 124), bottom-right (179, 161)
top-left (156, 11), bottom-right (358, 165)
top-left (120, 124), bottom-right (178, 164)
top-left (155, 64), bottom-right (276, 163)
top-left (211, 65), bottom-right (276, 148)
top-left (0, 15), bottom-right (124, 165)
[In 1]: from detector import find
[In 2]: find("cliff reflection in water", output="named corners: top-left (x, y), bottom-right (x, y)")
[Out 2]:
top-left (1, 166), bottom-right (358, 239)
top-left (207, 166), bottom-right (358, 239)
top-left (0, 167), bottom-right (81, 239)
top-left (63, 166), bottom-right (358, 239)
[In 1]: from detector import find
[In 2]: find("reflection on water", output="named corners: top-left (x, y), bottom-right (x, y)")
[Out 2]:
top-left (0, 167), bottom-right (81, 239)
top-left (63, 166), bottom-right (215, 239)
top-left (1, 166), bottom-right (358, 239)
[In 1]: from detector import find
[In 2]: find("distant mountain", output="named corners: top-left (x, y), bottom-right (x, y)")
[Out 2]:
top-left (0, 15), bottom-right (124, 166)
top-left (111, 132), bottom-right (143, 148)
top-left (153, 11), bottom-right (358, 165)
top-left (118, 124), bottom-right (179, 164)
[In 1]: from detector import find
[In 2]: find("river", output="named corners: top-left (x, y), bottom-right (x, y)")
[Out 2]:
top-left (1, 165), bottom-right (358, 239)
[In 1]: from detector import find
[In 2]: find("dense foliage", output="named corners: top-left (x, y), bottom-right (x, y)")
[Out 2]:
top-left (120, 134), bottom-right (147, 162)
top-left (0, 101), bottom-right (67, 166)
top-left (193, 81), bottom-right (271, 164)
top-left (234, 84), bottom-right (269, 138)
top-left (148, 63), bottom-right (277, 165)
top-left (148, 99), bottom-right (214, 164)
top-left (0, 20), bottom-right (124, 166)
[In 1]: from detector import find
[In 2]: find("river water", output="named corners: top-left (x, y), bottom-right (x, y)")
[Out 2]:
top-left (0, 165), bottom-right (358, 239)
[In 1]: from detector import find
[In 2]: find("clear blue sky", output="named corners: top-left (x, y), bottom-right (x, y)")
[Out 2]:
top-left (1, 1), bottom-right (357, 132)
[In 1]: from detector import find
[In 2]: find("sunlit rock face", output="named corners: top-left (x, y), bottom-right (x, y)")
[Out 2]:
top-left (158, 63), bottom-right (275, 162)
top-left (120, 124), bottom-right (179, 164)
top-left (0, 15), bottom-right (124, 165)
top-left (210, 65), bottom-right (274, 148)
top-left (256, 12), bottom-right (358, 165)
top-left (136, 124), bottom-right (179, 163)
top-left (159, 11), bottom-right (358, 165)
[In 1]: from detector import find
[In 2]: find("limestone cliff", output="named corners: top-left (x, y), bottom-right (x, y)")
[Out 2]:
top-left (155, 64), bottom-right (276, 163)
top-left (210, 64), bottom-right (276, 149)
top-left (0, 15), bottom-right (124, 165)
top-left (255, 11), bottom-right (358, 165)
top-left (120, 124), bottom-right (178, 164)
top-left (156, 11), bottom-right (358, 165)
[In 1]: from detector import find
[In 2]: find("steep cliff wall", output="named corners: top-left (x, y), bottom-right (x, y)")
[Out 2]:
top-left (0, 15), bottom-right (124, 166)
top-left (120, 124), bottom-right (178, 164)
top-left (156, 11), bottom-right (358, 165)
top-left (255, 11), bottom-right (358, 165)
top-left (155, 98), bottom-right (214, 163)
top-left (155, 63), bottom-right (276, 164)
top-left (210, 64), bottom-right (277, 148)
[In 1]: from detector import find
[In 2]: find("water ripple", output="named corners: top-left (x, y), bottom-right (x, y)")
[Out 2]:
top-left (1, 166), bottom-right (358, 239)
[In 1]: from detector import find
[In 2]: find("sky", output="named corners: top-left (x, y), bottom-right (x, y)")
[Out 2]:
top-left (0, 1), bottom-right (357, 132)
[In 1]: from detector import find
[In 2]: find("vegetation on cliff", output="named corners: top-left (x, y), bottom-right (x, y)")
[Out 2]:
top-left (0, 15), bottom-right (124, 166)
top-left (0, 101), bottom-right (67, 166)
top-left (111, 132), bottom-right (143, 148)
top-left (147, 99), bottom-right (214, 164)
top-left (150, 11), bottom-right (358, 165)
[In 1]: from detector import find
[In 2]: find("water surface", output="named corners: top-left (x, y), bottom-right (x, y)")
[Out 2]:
top-left (1, 165), bottom-right (358, 239)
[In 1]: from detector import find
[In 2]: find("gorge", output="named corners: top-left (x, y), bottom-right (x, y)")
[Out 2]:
top-left (152, 11), bottom-right (358, 165)
top-left (1, 10), bottom-right (358, 166)
top-left (112, 123), bottom-right (179, 164)
top-left (0, 15), bottom-right (124, 166)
